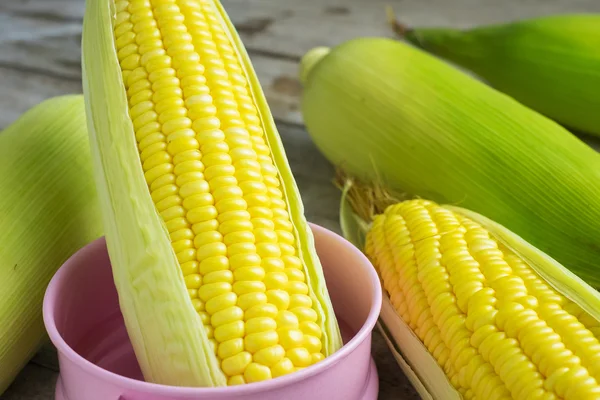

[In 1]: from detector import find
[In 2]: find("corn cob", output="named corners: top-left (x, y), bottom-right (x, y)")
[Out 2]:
top-left (0, 95), bottom-right (102, 394)
top-left (299, 37), bottom-right (600, 289)
top-left (339, 181), bottom-right (600, 400)
top-left (82, 0), bottom-right (342, 387)
top-left (392, 13), bottom-right (600, 137)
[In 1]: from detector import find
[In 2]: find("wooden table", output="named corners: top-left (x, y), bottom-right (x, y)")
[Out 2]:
top-left (2, 0), bottom-right (600, 398)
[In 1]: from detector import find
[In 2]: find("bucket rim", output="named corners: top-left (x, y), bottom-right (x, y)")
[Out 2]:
top-left (42, 223), bottom-right (382, 396)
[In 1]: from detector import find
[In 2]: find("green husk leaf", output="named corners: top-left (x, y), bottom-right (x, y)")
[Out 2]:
top-left (300, 37), bottom-right (600, 289)
top-left (82, 0), bottom-right (341, 387)
top-left (339, 182), bottom-right (369, 251)
top-left (394, 14), bottom-right (600, 137)
top-left (0, 95), bottom-right (102, 394)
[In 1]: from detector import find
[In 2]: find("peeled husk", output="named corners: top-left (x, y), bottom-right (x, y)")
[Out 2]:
top-left (338, 175), bottom-right (600, 399)
top-left (82, 0), bottom-right (341, 387)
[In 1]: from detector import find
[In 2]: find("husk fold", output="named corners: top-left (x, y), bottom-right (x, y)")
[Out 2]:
top-left (393, 14), bottom-right (600, 137)
top-left (300, 37), bottom-right (600, 289)
top-left (0, 96), bottom-right (103, 394)
top-left (82, 0), bottom-right (341, 387)
top-left (338, 177), bottom-right (600, 399)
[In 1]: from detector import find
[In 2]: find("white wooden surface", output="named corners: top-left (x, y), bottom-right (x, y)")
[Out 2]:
top-left (2, 0), bottom-right (600, 398)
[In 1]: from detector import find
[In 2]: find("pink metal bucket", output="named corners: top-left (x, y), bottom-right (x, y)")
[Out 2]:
top-left (43, 223), bottom-right (382, 400)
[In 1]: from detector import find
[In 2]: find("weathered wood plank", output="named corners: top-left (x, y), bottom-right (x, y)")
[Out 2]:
top-left (372, 330), bottom-right (420, 400)
top-left (276, 121), bottom-right (342, 233)
top-left (0, 57), bottom-right (301, 131)
top-left (0, 37), bottom-right (303, 129)
top-left (4, 0), bottom-right (600, 62)
top-left (251, 56), bottom-right (304, 125)
top-left (29, 344), bottom-right (59, 373)
top-left (5, 0), bottom-right (600, 129)
top-left (0, 67), bottom-right (81, 129)
top-left (0, 1), bottom-right (84, 20)
top-left (2, 364), bottom-right (57, 400)
top-left (3, 0), bottom-right (600, 399)
top-left (223, 0), bottom-right (600, 58)
top-left (0, 34), bottom-right (82, 82)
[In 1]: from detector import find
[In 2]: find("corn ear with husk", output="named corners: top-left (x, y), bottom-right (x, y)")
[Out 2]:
top-left (0, 95), bottom-right (102, 394)
top-left (390, 13), bottom-right (600, 137)
top-left (299, 37), bottom-right (600, 289)
top-left (339, 178), bottom-right (600, 400)
top-left (82, 0), bottom-right (342, 387)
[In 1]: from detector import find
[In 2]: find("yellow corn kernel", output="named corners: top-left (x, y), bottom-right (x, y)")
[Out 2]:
top-left (300, 321), bottom-right (322, 338)
top-left (191, 298), bottom-right (204, 312)
top-left (266, 290), bottom-right (290, 310)
top-left (245, 317), bottom-right (277, 334)
top-left (217, 338), bottom-right (244, 360)
top-left (271, 358), bottom-right (295, 378)
top-left (289, 294), bottom-right (312, 309)
top-left (303, 335), bottom-right (322, 354)
top-left (206, 292), bottom-right (237, 315)
top-left (245, 303), bottom-right (279, 320)
top-left (184, 274), bottom-right (202, 289)
top-left (276, 310), bottom-right (299, 329)
top-left (278, 329), bottom-right (304, 350)
top-left (312, 353), bottom-right (325, 364)
top-left (237, 292), bottom-right (267, 311)
top-left (227, 375), bottom-right (245, 386)
top-left (211, 306), bottom-right (243, 327)
top-left (214, 320), bottom-right (244, 343)
top-left (244, 362), bottom-right (272, 383)
top-left (286, 348), bottom-right (312, 368)
top-left (253, 345), bottom-right (285, 367)
top-left (245, 331), bottom-right (279, 353)
top-left (222, 351), bottom-right (252, 376)
top-left (291, 307), bottom-right (318, 323)
top-left (366, 199), bottom-right (600, 400)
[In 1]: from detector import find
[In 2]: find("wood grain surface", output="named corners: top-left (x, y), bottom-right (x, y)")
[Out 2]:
top-left (2, 0), bottom-right (600, 398)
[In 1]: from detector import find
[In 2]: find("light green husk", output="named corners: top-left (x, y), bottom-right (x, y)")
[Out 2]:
top-left (338, 178), bottom-right (600, 399)
top-left (0, 95), bottom-right (102, 394)
top-left (82, 0), bottom-right (341, 387)
top-left (395, 13), bottom-right (600, 137)
top-left (299, 37), bottom-right (600, 289)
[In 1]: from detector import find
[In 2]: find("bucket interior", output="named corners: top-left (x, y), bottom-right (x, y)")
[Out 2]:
top-left (50, 226), bottom-right (379, 383)
top-left (52, 241), bottom-right (145, 380)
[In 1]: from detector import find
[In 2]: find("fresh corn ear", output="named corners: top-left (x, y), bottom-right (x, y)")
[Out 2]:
top-left (392, 13), bottom-right (600, 137)
top-left (339, 180), bottom-right (600, 400)
top-left (82, 0), bottom-right (342, 387)
top-left (0, 95), bottom-right (102, 394)
top-left (299, 38), bottom-right (600, 289)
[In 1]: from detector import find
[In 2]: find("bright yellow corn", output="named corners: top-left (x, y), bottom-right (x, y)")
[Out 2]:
top-left (364, 199), bottom-right (600, 400)
top-left (116, 0), bottom-right (324, 383)
top-left (82, 0), bottom-right (341, 387)
top-left (338, 177), bottom-right (600, 399)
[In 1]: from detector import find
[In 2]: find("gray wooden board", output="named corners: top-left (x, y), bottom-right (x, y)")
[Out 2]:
top-left (2, 0), bottom-right (600, 398)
